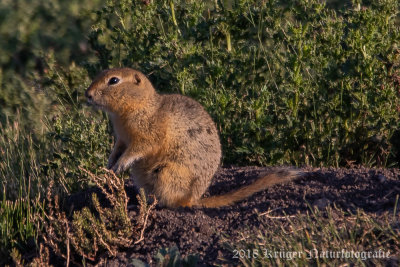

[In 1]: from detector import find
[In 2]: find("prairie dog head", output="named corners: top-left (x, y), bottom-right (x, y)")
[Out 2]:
top-left (85, 68), bottom-right (156, 114)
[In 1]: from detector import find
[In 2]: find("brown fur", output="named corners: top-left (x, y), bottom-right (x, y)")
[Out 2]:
top-left (198, 169), bottom-right (298, 208)
top-left (85, 68), bottom-right (301, 208)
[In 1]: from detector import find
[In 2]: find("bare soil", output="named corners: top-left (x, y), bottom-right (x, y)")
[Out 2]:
top-left (66, 166), bottom-right (400, 266)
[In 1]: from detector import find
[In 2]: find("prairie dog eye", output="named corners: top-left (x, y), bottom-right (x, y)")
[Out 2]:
top-left (108, 77), bottom-right (120, 85)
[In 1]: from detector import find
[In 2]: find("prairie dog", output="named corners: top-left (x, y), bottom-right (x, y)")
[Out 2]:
top-left (85, 68), bottom-right (300, 208)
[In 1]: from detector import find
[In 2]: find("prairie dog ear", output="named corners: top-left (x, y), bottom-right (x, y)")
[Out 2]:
top-left (134, 74), bottom-right (142, 85)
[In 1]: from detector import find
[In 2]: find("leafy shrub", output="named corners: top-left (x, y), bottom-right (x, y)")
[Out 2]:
top-left (0, 0), bottom-right (103, 74)
top-left (0, 68), bottom-right (49, 131)
top-left (0, 58), bottom-right (111, 195)
top-left (40, 60), bottom-right (112, 192)
top-left (90, 0), bottom-right (400, 167)
top-left (0, 62), bottom-right (111, 262)
top-left (0, 0), bottom-right (105, 130)
top-left (154, 246), bottom-right (199, 267)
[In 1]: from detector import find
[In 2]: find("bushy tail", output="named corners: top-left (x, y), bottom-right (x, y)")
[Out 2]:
top-left (197, 169), bottom-right (301, 208)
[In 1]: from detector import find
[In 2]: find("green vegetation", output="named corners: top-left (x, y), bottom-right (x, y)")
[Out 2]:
top-left (0, 0), bottom-right (102, 127)
top-left (90, 0), bottom-right (400, 167)
top-left (129, 246), bottom-right (199, 267)
top-left (0, 0), bottom-right (399, 265)
top-left (0, 62), bottom-right (113, 264)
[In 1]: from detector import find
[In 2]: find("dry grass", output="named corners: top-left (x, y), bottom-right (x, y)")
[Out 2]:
top-left (223, 204), bottom-right (400, 266)
top-left (37, 168), bottom-right (156, 265)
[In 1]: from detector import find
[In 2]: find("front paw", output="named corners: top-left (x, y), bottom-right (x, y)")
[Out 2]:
top-left (111, 156), bottom-right (139, 174)
top-left (111, 160), bottom-right (127, 174)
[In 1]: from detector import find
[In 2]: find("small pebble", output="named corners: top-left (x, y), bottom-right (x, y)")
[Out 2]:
top-left (313, 198), bottom-right (330, 209)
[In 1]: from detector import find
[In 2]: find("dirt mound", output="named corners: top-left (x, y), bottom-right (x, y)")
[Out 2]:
top-left (68, 166), bottom-right (400, 266)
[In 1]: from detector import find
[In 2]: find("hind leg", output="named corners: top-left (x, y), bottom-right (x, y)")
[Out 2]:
top-left (153, 162), bottom-right (196, 208)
